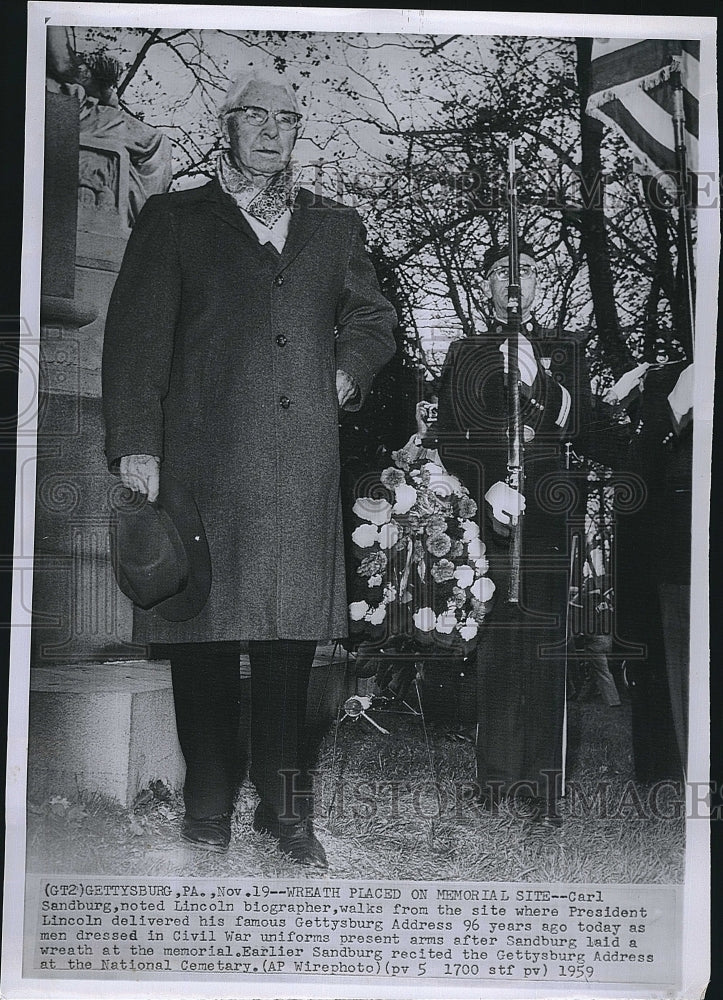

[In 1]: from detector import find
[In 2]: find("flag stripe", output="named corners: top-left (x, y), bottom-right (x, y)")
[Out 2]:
top-left (592, 38), bottom-right (642, 56)
top-left (636, 85), bottom-right (698, 156)
top-left (615, 84), bottom-right (698, 162)
top-left (646, 79), bottom-right (699, 140)
top-left (681, 48), bottom-right (700, 133)
top-left (594, 98), bottom-right (678, 174)
top-left (590, 38), bottom-right (674, 95)
top-left (587, 35), bottom-right (700, 183)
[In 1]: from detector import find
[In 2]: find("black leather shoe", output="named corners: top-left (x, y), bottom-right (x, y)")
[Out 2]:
top-left (252, 802), bottom-right (281, 838)
top-left (181, 813), bottom-right (231, 853)
top-left (278, 818), bottom-right (327, 869)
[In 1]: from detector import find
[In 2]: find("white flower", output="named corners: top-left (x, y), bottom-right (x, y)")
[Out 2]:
top-left (459, 619), bottom-right (479, 641)
top-left (413, 607), bottom-right (437, 632)
top-left (366, 605), bottom-right (387, 625)
top-left (421, 461), bottom-right (466, 496)
top-left (378, 521), bottom-right (400, 549)
top-left (474, 556), bottom-right (490, 574)
top-left (467, 537), bottom-right (486, 560)
top-left (368, 574), bottom-right (382, 587)
top-left (461, 519), bottom-right (481, 541)
top-left (454, 565), bottom-right (475, 589)
top-left (422, 463), bottom-right (455, 494)
top-left (428, 471), bottom-right (463, 498)
top-left (352, 497), bottom-right (392, 525)
top-left (352, 523), bottom-right (379, 548)
top-left (383, 585), bottom-right (397, 604)
top-left (435, 610), bottom-right (458, 634)
top-left (393, 483), bottom-right (418, 514)
top-left (349, 600), bottom-right (369, 621)
top-left (471, 577), bottom-right (496, 602)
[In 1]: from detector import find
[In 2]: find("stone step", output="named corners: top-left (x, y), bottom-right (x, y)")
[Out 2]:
top-left (28, 650), bottom-right (356, 808)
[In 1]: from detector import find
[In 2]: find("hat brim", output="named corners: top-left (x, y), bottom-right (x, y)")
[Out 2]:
top-left (110, 474), bottom-right (211, 622)
top-left (151, 475), bottom-right (212, 621)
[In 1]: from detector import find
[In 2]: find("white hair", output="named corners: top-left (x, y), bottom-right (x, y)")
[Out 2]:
top-left (218, 69), bottom-right (300, 117)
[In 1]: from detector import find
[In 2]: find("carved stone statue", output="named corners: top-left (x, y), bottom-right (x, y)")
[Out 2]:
top-left (46, 28), bottom-right (172, 225)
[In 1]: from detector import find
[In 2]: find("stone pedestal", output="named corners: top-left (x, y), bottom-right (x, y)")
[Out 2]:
top-left (29, 661), bottom-right (184, 808)
top-left (34, 99), bottom-right (138, 665)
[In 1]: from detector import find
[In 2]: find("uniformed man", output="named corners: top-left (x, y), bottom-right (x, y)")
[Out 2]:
top-left (436, 241), bottom-right (589, 822)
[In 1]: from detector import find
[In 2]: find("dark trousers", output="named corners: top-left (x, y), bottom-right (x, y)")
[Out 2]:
top-left (167, 639), bottom-right (317, 820)
top-left (476, 543), bottom-right (568, 801)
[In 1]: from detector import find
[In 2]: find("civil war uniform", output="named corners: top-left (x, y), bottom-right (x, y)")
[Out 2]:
top-left (613, 361), bottom-right (692, 780)
top-left (436, 246), bottom-right (590, 815)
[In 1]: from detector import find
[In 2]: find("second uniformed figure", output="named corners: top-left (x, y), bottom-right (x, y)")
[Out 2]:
top-left (101, 71), bottom-right (396, 864)
top-left (437, 242), bottom-right (589, 822)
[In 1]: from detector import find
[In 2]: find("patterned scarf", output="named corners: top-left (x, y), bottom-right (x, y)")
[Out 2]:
top-left (216, 151), bottom-right (300, 227)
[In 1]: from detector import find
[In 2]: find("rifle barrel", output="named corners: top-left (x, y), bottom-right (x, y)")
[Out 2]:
top-left (506, 141), bottom-right (524, 603)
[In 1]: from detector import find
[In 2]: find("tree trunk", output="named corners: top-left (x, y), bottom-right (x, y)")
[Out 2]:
top-left (575, 38), bottom-right (635, 377)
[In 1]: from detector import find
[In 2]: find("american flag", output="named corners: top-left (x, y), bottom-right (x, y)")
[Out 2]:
top-left (586, 38), bottom-right (699, 183)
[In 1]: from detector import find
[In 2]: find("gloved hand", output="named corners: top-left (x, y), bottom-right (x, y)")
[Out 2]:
top-left (603, 362), bottom-right (650, 406)
top-left (498, 332), bottom-right (538, 387)
top-left (667, 362), bottom-right (693, 433)
top-left (484, 481), bottom-right (526, 536)
top-left (119, 454), bottom-right (160, 502)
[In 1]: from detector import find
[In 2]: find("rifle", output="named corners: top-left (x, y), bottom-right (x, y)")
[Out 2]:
top-left (506, 142), bottom-right (524, 604)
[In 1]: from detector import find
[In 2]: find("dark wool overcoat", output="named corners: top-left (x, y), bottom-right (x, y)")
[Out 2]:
top-left (102, 179), bottom-right (397, 643)
top-left (436, 320), bottom-right (590, 797)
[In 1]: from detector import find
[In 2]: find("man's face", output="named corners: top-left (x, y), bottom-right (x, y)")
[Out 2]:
top-left (485, 253), bottom-right (538, 320)
top-left (226, 82), bottom-right (298, 178)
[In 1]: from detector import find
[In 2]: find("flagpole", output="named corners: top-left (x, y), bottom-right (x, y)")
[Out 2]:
top-left (671, 67), bottom-right (696, 358)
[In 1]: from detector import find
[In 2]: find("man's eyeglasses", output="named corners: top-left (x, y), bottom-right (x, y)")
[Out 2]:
top-left (488, 265), bottom-right (537, 280)
top-left (226, 105), bottom-right (302, 131)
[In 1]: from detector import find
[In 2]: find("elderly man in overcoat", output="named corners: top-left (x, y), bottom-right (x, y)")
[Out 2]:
top-left (102, 70), bottom-right (396, 866)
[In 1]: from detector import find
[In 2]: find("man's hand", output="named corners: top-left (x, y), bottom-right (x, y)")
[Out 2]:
top-left (415, 400), bottom-right (438, 439)
top-left (336, 368), bottom-right (359, 408)
top-left (484, 481), bottom-right (526, 537)
top-left (667, 362), bottom-right (694, 434)
top-left (603, 362), bottom-right (650, 406)
top-left (499, 332), bottom-right (538, 387)
top-left (120, 454), bottom-right (160, 502)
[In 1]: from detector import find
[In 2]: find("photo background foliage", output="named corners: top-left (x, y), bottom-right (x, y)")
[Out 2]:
top-left (69, 26), bottom-right (692, 468)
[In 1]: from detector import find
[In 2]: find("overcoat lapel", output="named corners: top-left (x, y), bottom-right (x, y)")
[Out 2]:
top-left (204, 178), bottom-right (267, 252)
top-left (279, 190), bottom-right (323, 269)
top-left (203, 180), bottom-right (323, 267)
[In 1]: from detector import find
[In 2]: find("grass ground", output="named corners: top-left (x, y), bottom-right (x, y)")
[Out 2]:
top-left (25, 694), bottom-right (684, 883)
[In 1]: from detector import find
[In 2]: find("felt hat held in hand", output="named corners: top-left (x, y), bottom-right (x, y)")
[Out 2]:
top-left (110, 473), bottom-right (211, 621)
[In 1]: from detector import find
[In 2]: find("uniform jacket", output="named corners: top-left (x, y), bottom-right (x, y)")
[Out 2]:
top-left (436, 319), bottom-right (590, 546)
top-left (102, 178), bottom-right (397, 642)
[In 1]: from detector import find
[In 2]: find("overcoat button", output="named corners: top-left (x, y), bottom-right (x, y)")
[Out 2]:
top-left (276, 334), bottom-right (288, 347)
top-left (280, 396), bottom-right (291, 409)
top-left (274, 274), bottom-right (285, 286)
